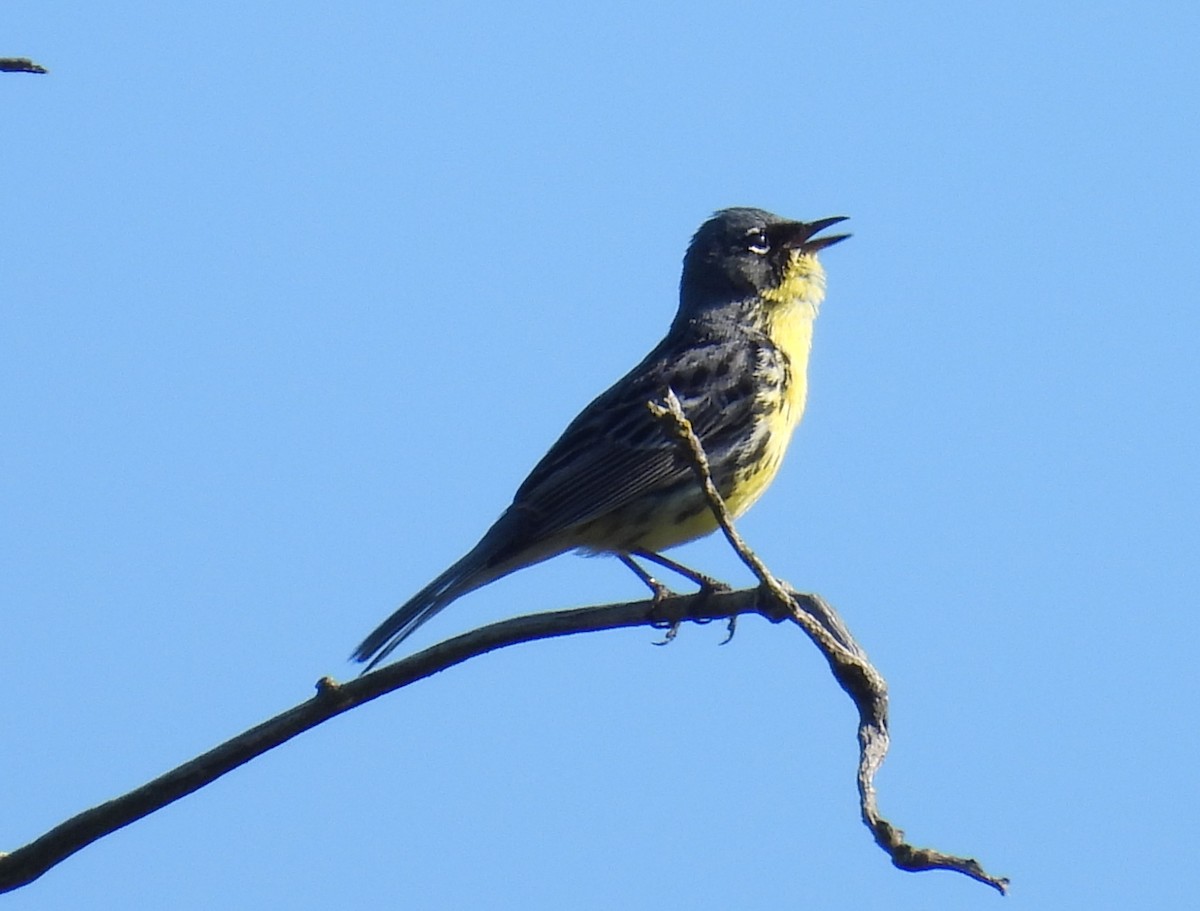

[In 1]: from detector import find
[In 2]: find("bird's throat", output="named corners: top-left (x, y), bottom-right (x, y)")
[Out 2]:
top-left (761, 253), bottom-right (825, 424)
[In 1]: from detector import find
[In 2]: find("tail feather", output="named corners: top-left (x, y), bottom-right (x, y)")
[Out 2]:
top-left (352, 546), bottom-right (494, 671)
top-left (352, 509), bottom-right (565, 671)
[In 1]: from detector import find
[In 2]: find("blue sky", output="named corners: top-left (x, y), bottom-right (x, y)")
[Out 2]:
top-left (3, 2), bottom-right (1198, 908)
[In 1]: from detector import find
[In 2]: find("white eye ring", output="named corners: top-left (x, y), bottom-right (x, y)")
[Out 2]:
top-left (746, 231), bottom-right (770, 255)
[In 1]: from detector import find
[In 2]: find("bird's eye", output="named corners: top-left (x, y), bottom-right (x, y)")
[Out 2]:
top-left (746, 230), bottom-right (770, 255)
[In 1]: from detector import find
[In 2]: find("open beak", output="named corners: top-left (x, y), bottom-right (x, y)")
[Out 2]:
top-left (782, 215), bottom-right (851, 254)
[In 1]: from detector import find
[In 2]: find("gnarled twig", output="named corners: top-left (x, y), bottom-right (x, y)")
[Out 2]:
top-left (649, 387), bottom-right (1008, 894)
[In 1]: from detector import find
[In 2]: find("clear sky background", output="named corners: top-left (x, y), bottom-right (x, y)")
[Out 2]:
top-left (3, 2), bottom-right (1198, 908)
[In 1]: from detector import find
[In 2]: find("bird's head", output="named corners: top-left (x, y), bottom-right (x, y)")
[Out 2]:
top-left (678, 208), bottom-right (849, 317)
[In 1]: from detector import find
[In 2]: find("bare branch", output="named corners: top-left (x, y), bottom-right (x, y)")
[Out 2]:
top-left (648, 388), bottom-right (1009, 895)
top-left (0, 58), bottom-right (48, 74)
top-left (0, 589), bottom-right (765, 894)
top-left (0, 390), bottom-right (1006, 896)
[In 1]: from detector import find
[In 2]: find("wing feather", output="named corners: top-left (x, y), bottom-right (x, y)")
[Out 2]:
top-left (508, 331), bottom-right (769, 543)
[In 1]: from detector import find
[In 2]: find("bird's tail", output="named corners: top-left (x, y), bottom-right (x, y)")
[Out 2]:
top-left (351, 511), bottom-right (559, 671)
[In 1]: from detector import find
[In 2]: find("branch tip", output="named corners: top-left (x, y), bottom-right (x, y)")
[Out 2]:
top-left (646, 391), bottom-right (1006, 894)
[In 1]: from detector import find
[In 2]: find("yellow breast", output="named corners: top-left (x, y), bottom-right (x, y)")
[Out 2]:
top-left (579, 251), bottom-right (828, 555)
top-left (723, 251), bottom-right (826, 517)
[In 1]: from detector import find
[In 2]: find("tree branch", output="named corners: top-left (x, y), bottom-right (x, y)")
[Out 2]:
top-left (0, 589), bottom-right (765, 893)
top-left (0, 391), bottom-right (1007, 896)
top-left (648, 388), bottom-right (1008, 894)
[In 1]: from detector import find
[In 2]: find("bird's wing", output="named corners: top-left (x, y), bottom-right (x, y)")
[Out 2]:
top-left (508, 332), bottom-right (768, 544)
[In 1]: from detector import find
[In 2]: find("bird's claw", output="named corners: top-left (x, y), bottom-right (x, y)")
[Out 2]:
top-left (652, 619), bottom-right (682, 646)
top-left (719, 614), bottom-right (738, 645)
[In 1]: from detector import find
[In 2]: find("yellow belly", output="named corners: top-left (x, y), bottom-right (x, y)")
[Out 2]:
top-left (647, 262), bottom-right (819, 549)
top-left (581, 252), bottom-right (824, 555)
top-left (594, 353), bottom-right (810, 554)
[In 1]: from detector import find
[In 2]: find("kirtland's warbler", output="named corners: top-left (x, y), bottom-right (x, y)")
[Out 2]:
top-left (354, 207), bottom-right (848, 669)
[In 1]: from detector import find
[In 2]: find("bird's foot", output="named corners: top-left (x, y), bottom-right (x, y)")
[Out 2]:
top-left (653, 618), bottom-right (683, 646)
top-left (719, 614), bottom-right (738, 645)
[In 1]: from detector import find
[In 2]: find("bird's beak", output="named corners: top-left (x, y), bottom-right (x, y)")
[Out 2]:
top-left (782, 216), bottom-right (850, 253)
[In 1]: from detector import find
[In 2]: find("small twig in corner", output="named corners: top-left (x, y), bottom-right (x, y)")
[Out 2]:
top-left (0, 58), bottom-right (49, 74)
top-left (648, 387), bottom-right (1009, 895)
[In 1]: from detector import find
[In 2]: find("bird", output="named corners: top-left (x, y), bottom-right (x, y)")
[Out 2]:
top-left (353, 207), bottom-right (849, 670)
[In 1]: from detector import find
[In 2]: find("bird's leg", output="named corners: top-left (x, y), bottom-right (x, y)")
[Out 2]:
top-left (623, 550), bottom-right (733, 644)
top-left (618, 553), bottom-right (685, 643)
top-left (619, 553), bottom-right (673, 604)
top-left (630, 549), bottom-right (732, 594)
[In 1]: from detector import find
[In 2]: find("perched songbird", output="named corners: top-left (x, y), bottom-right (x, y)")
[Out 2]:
top-left (354, 207), bottom-right (849, 669)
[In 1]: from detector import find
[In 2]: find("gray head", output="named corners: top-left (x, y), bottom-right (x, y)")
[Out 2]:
top-left (679, 207), bottom-right (849, 310)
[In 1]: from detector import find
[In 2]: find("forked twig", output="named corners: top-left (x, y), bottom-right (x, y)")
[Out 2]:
top-left (648, 387), bottom-right (1008, 894)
